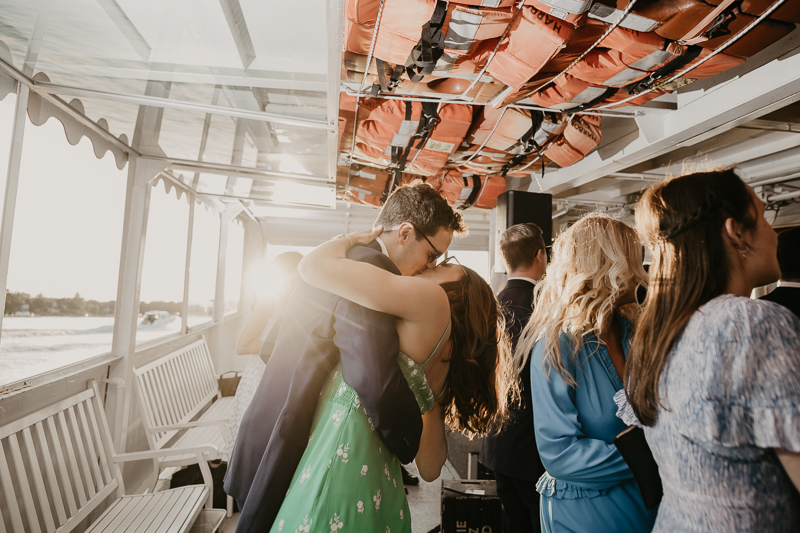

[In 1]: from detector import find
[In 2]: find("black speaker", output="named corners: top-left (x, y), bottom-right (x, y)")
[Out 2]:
top-left (494, 191), bottom-right (553, 273)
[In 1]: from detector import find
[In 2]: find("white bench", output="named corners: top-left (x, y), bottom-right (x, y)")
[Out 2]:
top-left (0, 380), bottom-right (216, 533)
top-left (133, 338), bottom-right (235, 508)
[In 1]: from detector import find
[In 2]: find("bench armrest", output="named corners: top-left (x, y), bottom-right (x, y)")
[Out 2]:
top-left (113, 446), bottom-right (216, 506)
top-left (111, 446), bottom-right (218, 463)
top-left (150, 419), bottom-right (228, 432)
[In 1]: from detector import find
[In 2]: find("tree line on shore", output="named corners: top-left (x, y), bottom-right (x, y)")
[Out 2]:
top-left (3, 291), bottom-right (195, 317)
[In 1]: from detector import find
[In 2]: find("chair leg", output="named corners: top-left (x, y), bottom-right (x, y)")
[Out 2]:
top-left (227, 494), bottom-right (234, 517)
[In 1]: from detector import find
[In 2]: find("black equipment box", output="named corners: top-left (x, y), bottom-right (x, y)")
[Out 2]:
top-left (441, 479), bottom-right (502, 533)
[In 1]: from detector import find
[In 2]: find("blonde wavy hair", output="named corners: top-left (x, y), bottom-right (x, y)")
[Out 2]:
top-left (514, 214), bottom-right (647, 387)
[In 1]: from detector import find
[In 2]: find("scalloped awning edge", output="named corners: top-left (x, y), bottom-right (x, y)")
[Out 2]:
top-left (26, 88), bottom-right (129, 171)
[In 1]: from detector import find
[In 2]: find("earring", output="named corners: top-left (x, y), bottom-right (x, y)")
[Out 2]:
top-left (740, 249), bottom-right (747, 262)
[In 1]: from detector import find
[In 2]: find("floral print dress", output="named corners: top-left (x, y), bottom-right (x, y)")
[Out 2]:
top-left (269, 322), bottom-right (449, 533)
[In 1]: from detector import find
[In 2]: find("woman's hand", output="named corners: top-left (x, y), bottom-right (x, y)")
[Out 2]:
top-left (337, 226), bottom-right (382, 247)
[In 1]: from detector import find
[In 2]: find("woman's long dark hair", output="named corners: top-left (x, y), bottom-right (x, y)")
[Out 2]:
top-left (627, 170), bottom-right (757, 426)
top-left (439, 266), bottom-right (518, 437)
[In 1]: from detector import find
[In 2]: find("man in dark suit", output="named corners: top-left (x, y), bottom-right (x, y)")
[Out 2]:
top-left (480, 223), bottom-right (548, 533)
top-left (225, 182), bottom-right (466, 532)
top-left (760, 226), bottom-right (800, 317)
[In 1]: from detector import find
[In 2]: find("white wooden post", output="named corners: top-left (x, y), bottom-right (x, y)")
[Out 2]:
top-left (106, 81), bottom-right (170, 452)
top-left (181, 196), bottom-right (195, 334)
top-left (0, 82), bottom-right (27, 336)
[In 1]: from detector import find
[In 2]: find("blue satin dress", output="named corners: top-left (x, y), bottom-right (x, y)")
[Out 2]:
top-left (529, 316), bottom-right (657, 533)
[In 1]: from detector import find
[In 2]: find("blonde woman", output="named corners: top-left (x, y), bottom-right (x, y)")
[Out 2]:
top-left (517, 214), bottom-right (657, 532)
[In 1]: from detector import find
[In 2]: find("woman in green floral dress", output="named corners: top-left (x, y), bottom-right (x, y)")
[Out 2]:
top-left (268, 227), bottom-right (517, 533)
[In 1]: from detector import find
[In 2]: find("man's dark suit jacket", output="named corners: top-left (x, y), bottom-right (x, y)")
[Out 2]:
top-left (760, 285), bottom-right (800, 317)
top-left (479, 279), bottom-right (545, 481)
top-left (224, 243), bottom-right (423, 532)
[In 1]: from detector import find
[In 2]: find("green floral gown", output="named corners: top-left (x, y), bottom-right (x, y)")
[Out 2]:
top-left (269, 322), bottom-right (449, 533)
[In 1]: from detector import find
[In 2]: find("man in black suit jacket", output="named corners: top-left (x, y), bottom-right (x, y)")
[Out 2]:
top-left (760, 226), bottom-right (800, 317)
top-left (225, 182), bottom-right (466, 532)
top-left (480, 223), bottom-right (548, 533)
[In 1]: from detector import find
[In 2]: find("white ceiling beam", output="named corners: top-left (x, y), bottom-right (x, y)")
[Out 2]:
top-left (218, 0), bottom-right (256, 69)
top-left (95, 0), bottom-right (152, 61)
top-left (327, 0), bottom-right (345, 181)
top-left (529, 29), bottom-right (800, 196)
top-left (33, 80), bottom-right (330, 130)
top-left (161, 157), bottom-right (330, 183)
top-left (32, 58), bottom-right (327, 92)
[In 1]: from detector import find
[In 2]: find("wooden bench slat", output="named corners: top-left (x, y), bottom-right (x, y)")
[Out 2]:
top-left (0, 439), bottom-right (26, 533)
top-left (22, 427), bottom-right (56, 532)
top-left (175, 352), bottom-right (201, 407)
top-left (127, 486), bottom-right (182, 533)
top-left (92, 492), bottom-right (152, 533)
top-left (34, 420), bottom-right (68, 527)
top-left (56, 480), bottom-right (118, 533)
top-left (8, 433), bottom-right (42, 533)
top-left (56, 410), bottom-right (88, 507)
top-left (47, 415), bottom-right (78, 515)
top-left (153, 367), bottom-right (179, 429)
top-left (83, 399), bottom-right (113, 486)
top-left (164, 359), bottom-right (188, 419)
top-left (153, 486), bottom-right (206, 533)
top-left (66, 406), bottom-right (97, 499)
top-left (77, 401), bottom-right (106, 493)
top-left (140, 371), bottom-right (163, 431)
top-left (0, 389), bottom-right (94, 441)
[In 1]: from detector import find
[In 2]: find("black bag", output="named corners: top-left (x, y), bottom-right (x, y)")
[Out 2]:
top-left (613, 425), bottom-right (663, 510)
top-left (170, 462), bottom-right (239, 512)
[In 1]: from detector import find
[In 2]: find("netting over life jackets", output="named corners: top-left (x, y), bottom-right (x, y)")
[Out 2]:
top-left (544, 114), bottom-right (602, 167)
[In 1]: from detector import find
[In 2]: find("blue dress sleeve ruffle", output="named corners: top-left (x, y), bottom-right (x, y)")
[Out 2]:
top-left (673, 297), bottom-right (800, 452)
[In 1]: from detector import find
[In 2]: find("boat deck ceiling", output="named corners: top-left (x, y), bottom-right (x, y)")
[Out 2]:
top-left (1, 0), bottom-right (800, 243)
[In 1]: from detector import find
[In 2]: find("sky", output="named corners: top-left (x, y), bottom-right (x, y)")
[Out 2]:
top-left (0, 95), bottom-right (223, 303)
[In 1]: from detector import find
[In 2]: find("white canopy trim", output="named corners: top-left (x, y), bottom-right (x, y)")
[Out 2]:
top-left (25, 73), bottom-right (129, 170)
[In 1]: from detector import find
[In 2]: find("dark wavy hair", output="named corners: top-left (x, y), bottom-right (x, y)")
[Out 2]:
top-left (438, 266), bottom-right (518, 437)
top-left (627, 169), bottom-right (757, 426)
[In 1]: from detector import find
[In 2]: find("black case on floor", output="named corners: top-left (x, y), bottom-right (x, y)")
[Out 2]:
top-left (441, 479), bottom-right (502, 533)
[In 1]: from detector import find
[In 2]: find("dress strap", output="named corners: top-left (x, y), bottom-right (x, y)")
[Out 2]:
top-left (421, 318), bottom-right (451, 368)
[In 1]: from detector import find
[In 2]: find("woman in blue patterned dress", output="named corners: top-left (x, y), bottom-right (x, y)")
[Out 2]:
top-left (626, 170), bottom-right (800, 532)
top-left (517, 214), bottom-right (658, 532)
top-left (268, 227), bottom-right (517, 533)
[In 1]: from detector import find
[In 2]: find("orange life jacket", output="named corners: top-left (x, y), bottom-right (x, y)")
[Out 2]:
top-left (487, 6), bottom-right (574, 95)
top-left (706, 0), bottom-right (800, 23)
top-left (528, 0), bottom-right (591, 24)
top-left (544, 115), bottom-right (602, 167)
top-left (344, 0), bottom-right (436, 65)
top-left (406, 103), bottom-right (474, 175)
top-left (434, 171), bottom-right (507, 210)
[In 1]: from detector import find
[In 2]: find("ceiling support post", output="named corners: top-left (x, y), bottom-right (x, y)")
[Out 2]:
top-left (0, 82), bottom-right (27, 338)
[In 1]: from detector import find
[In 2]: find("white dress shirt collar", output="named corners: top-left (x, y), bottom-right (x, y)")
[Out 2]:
top-left (507, 276), bottom-right (538, 285)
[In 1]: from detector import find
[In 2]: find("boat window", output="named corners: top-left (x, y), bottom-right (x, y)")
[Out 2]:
top-left (136, 181), bottom-right (190, 345)
top-left (1, 115), bottom-right (126, 386)
top-left (224, 217), bottom-right (245, 315)
top-left (447, 250), bottom-right (491, 283)
top-left (187, 202), bottom-right (220, 329)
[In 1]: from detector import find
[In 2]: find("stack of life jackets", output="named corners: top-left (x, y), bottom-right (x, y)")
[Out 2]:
top-left (337, 0), bottom-right (798, 210)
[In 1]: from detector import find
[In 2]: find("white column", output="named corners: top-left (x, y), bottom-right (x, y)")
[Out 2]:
top-left (105, 80), bottom-right (170, 452)
top-left (0, 82), bottom-right (27, 335)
